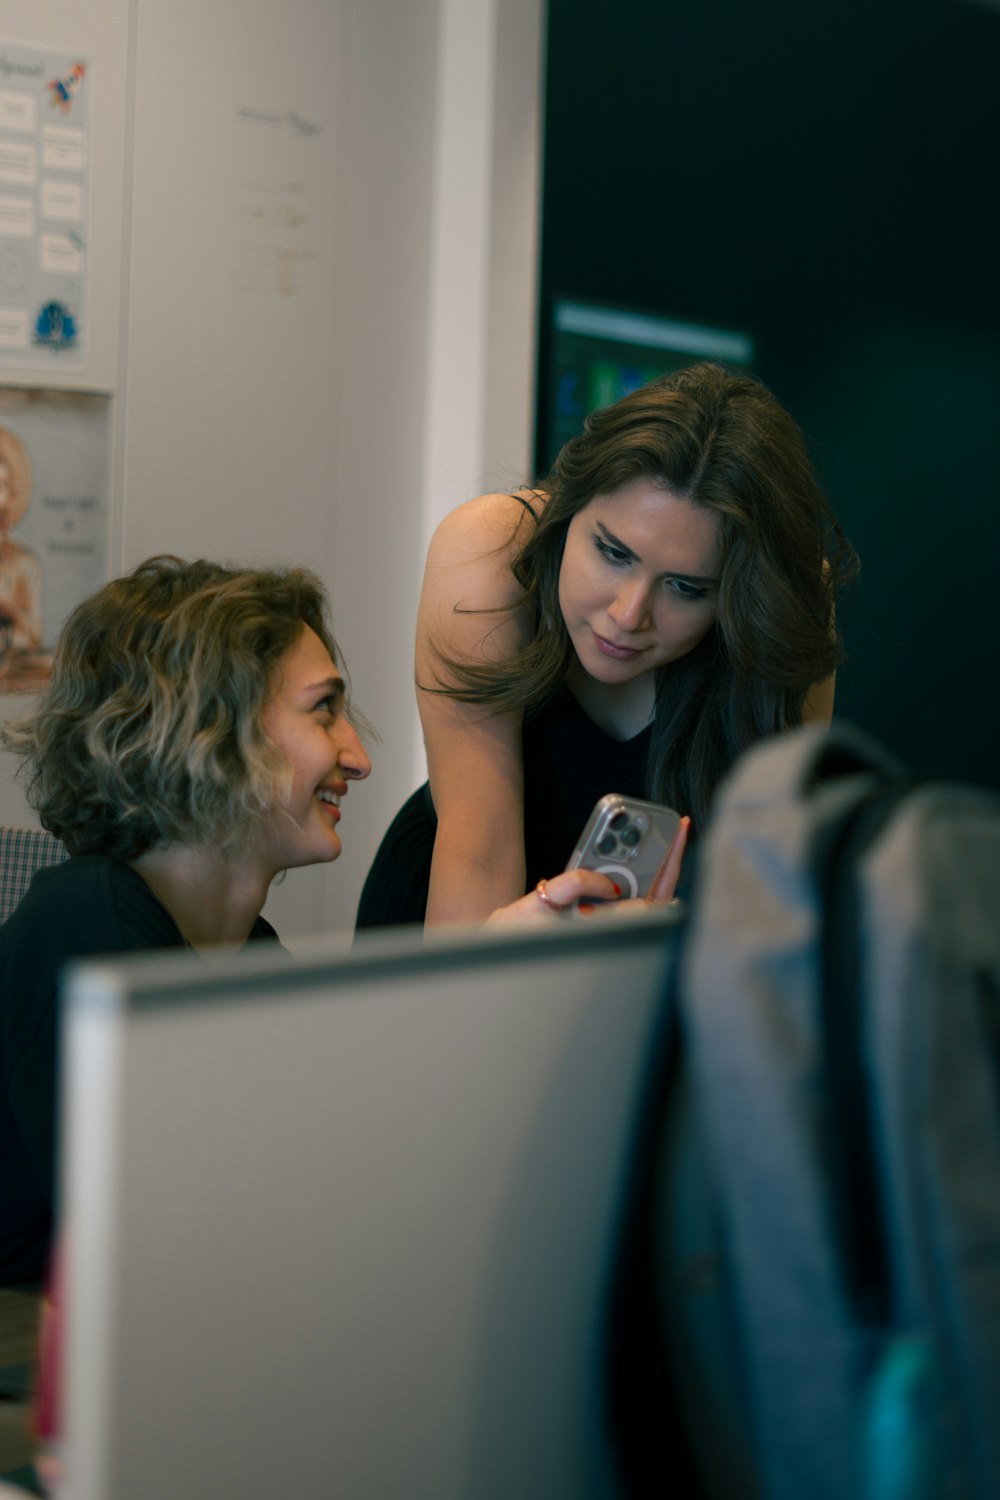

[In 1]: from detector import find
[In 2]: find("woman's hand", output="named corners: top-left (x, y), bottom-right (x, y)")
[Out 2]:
top-left (485, 816), bottom-right (690, 927)
top-left (483, 868), bottom-right (623, 927)
top-left (644, 814), bottom-right (690, 903)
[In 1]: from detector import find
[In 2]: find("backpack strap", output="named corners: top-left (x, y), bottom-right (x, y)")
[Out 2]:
top-left (816, 776), bottom-right (920, 1320)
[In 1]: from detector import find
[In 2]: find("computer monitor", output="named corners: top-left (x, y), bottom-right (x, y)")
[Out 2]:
top-left (59, 910), bottom-right (680, 1499)
top-left (537, 296), bottom-right (755, 471)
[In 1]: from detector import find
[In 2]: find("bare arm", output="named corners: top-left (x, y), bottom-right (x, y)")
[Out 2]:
top-left (417, 492), bottom-right (538, 927)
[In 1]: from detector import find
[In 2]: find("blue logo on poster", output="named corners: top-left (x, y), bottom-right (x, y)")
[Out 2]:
top-left (34, 301), bottom-right (78, 351)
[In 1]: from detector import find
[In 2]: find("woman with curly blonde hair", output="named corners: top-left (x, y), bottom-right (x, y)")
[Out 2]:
top-left (0, 554), bottom-right (372, 1284)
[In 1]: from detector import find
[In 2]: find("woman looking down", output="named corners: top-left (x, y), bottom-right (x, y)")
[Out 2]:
top-left (357, 361), bottom-right (858, 930)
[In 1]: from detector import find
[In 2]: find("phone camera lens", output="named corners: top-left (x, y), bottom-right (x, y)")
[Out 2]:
top-left (597, 834), bottom-right (617, 856)
top-left (621, 823), bottom-right (641, 848)
top-left (608, 811), bottom-right (628, 831)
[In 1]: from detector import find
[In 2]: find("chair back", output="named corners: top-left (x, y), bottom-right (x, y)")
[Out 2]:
top-left (0, 826), bottom-right (68, 925)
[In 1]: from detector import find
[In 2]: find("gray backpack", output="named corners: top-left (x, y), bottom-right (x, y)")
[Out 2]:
top-left (673, 722), bottom-right (1000, 1500)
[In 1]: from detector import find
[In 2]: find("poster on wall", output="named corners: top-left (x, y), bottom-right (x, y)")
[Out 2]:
top-left (0, 387), bottom-right (108, 693)
top-left (0, 40), bottom-right (90, 369)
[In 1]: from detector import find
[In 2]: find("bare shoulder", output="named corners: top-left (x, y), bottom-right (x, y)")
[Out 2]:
top-left (421, 489), bottom-right (548, 617)
top-left (427, 489), bottom-right (545, 567)
top-left (416, 494), bottom-right (538, 681)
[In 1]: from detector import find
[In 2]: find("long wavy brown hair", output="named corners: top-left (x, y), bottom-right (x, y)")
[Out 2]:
top-left (432, 361), bottom-right (858, 829)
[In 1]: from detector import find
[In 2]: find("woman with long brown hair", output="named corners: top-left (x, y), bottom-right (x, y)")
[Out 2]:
top-left (358, 361), bottom-right (857, 929)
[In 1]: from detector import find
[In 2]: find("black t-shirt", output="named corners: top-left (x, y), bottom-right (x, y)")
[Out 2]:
top-left (0, 855), bottom-right (280, 1286)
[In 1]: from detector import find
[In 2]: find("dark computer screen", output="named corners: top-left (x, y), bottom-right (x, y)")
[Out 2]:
top-left (536, 297), bottom-right (755, 473)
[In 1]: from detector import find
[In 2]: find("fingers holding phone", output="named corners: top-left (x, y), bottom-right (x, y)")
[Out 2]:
top-left (644, 814), bottom-right (690, 905)
top-left (484, 867), bottom-right (623, 927)
top-left (564, 794), bottom-right (687, 912)
top-left (484, 797), bottom-right (689, 929)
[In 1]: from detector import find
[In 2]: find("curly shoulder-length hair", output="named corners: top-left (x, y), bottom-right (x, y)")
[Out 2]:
top-left (437, 361), bottom-right (858, 829)
top-left (2, 555), bottom-right (350, 860)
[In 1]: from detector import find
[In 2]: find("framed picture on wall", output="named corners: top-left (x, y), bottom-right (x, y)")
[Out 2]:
top-left (0, 386), bottom-right (108, 693)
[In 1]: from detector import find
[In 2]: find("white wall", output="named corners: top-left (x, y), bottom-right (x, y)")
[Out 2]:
top-left (0, 0), bottom-right (543, 940)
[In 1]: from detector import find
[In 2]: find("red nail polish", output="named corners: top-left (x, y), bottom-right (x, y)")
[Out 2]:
top-left (578, 902), bottom-right (596, 916)
top-left (611, 882), bottom-right (622, 897)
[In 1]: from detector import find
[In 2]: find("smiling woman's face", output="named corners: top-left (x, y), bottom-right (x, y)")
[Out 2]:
top-left (258, 625), bottom-right (371, 872)
top-left (557, 478), bottom-right (722, 687)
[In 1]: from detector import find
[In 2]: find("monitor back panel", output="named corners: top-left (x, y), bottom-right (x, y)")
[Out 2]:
top-left (61, 914), bottom-right (678, 1500)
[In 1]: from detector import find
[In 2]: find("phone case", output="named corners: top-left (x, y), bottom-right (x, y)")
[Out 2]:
top-left (564, 793), bottom-right (681, 900)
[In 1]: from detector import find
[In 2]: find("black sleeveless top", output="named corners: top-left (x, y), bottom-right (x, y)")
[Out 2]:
top-left (355, 686), bottom-right (651, 929)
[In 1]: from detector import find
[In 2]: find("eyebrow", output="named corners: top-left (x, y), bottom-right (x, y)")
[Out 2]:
top-left (305, 676), bottom-right (345, 702)
top-left (595, 522), bottom-right (720, 586)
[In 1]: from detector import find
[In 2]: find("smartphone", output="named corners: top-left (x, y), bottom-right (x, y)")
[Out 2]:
top-left (564, 794), bottom-right (681, 900)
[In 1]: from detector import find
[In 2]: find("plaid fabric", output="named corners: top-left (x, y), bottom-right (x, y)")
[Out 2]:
top-left (0, 826), bottom-right (68, 925)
